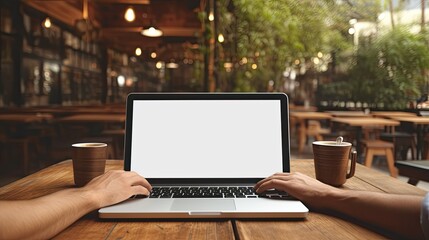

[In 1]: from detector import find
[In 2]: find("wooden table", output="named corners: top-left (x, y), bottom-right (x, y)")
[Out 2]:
top-left (325, 111), bottom-right (371, 118)
top-left (58, 114), bottom-right (126, 123)
top-left (331, 117), bottom-right (400, 157)
top-left (1, 159), bottom-right (425, 239)
top-left (289, 112), bottom-right (332, 154)
top-left (396, 160), bottom-right (429, 185)
top-left (371, 111), bottom-right (417, 118)
top-left (1, 105), bottom-right (126, 115)
top-left (0, 113), bottom-right (55, 174)
top-left (289, 105), bottom-right (317, 112)
top-left (0, 113), bottom-right (53, 123)
top-left (390, 116), bottom-right (429, 159)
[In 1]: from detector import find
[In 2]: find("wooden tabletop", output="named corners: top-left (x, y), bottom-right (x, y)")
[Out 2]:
top-left (289, 105), bottom-right (318, 112)
top-left (371, 111), bottom-right (417, 118)
top-left (58, 114), bottom-right (126, 123)
top-left (290, 111), bottom-right (332, 120)
top-left (0, 160), bottom-right (426, 239)
top-left (331, 117), bottom-right (400, 127)
top-left (0, 113), bottom-right (53, 123)
top-left (325, 111), bottom-right (371, 118)
top-left (390, 116), bottom-right (429, 125)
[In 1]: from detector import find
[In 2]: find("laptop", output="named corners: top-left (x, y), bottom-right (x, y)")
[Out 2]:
top-left (99, 93), bottom-right (308, 219)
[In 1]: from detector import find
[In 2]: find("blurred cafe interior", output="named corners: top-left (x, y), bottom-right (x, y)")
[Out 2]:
top-left (1, 0), bottom-right (429, 191)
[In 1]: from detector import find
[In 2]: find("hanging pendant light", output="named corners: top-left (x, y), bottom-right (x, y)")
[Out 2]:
top-left (141, 26), bottom-right (163, 37)
top-left (124, 7), bottom-right (135, 22)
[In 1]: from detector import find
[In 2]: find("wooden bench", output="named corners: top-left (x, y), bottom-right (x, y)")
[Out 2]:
top-left (395, 160), bottom-right (429, 185)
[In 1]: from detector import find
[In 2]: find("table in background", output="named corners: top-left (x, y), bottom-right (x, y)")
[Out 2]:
top-left (0, 113), bottom-right (53, 123)
top-left (58, 114), bottom-right (125, 133)
top-left (289, 112), bottom-right (332, 154)
top-left (0, 113), bottom-right (54, 174)
top-left (0, 160), bottom-right (426, 239)
top-left (331, 117), bottom-right (400, 157)
top-left (396, 160), bottom-right (429, 185)
top-left (58, 114), bottom-right (125, 124)
top-left (289, 105), bottom-right (317, 112)
top-left (371, 111), bottom-right (417, 119)
top-left (325, 111), bottom-right (371, 118)
top-left (390, 116), bottom-right (429, 159)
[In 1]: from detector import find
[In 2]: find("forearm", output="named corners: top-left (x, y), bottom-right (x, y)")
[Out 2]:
top-left (326, 190), bottom-right (424, 239)
top-left (0, 188), bottom-right (98, 240)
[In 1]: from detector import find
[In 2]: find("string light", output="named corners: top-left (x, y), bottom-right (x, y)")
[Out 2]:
top-left (218, 34), bottom-right (224, 43)
top-left (43, 17), bottom-right (51, 28)
top-left (135, 47), bottom-right (142, 56)
top-left (208, 12), bottom-right (214, 21)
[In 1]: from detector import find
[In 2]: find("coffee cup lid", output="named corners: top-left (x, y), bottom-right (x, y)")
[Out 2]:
top-left (313, 141), bottom-right (351, 147)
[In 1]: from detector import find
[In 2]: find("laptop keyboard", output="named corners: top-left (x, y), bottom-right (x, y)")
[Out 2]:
top-left (147, 186), bottom-right (289, 199)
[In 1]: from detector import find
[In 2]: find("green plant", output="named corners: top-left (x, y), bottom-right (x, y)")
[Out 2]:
top-left (348, 27), bottom-right (429, 109)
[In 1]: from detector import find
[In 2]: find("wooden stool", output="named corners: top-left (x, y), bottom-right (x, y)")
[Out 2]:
top-left (361, 140), bottom-right (398, 177)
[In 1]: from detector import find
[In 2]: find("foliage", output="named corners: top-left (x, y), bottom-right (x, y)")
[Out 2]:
top-left (346, 28), bottom-right (429, 109)
top-left (223, 0), bottom-right (357, 91)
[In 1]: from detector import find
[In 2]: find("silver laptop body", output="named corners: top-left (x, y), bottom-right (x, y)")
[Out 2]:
top-left (99, 93), bottom-right (308, 219)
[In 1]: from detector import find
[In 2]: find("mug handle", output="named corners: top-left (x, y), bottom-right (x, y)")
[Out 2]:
top-left (346, 150), bottom-right (357, 179)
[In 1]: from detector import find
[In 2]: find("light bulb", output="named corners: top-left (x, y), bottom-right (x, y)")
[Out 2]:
top-left (208, 12), bottom-right (214, 21)
top-left (43, 17), bottom-right (51, 28)
top-left (124, 8), bottom-right (135, 22)
top-left (218, 34), bottom-right (224, 43)
top-left (135, 47), bottom-right (142, 56)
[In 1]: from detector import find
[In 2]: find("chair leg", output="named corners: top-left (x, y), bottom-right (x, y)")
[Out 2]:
top-left (409, 146), bottom-right (415, 160)
top-left (385, 148), bottom-right (398, 178)
top-left (364, 149), bottom-right (374, 167)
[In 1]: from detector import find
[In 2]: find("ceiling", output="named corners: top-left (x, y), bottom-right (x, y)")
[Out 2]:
top-left (23, 0), bottom-right (203, 61)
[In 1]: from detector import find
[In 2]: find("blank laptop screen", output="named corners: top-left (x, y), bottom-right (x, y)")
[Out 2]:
top-left (129, 99), bottom-right (284, 179)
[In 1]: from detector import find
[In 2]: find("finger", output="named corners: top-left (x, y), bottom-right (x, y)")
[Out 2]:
top-left (130, 185), bottom-right (151, 196)
top-left (254, 173), bottom-right (290, 189)
top-left (255, 176), bottom-right (292, 193)
top-left (126, 173), bottom-right (152, 191)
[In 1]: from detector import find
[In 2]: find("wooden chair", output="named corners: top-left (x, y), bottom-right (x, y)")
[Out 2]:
top-left (0, 135), bottom-right (40, 175)
top-left (423, 134), bottom-right (429, 160)
top-left (361, 139), bottom-right (398, 177)
top-left (380, 132), bottom-right (416, 160)
top-left (101, 129), bottom-right (125, 159)
top-left (306, 120), bottom-right (330, 142)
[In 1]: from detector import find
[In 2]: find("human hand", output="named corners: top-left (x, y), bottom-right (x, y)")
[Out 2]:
top-left (254, 172), bottom-right (340, 210)
top-left (81, 170), bottom-right (152, 208)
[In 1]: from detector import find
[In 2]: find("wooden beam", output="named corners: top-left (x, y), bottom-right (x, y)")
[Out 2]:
top-left (23, 1), bottom-right (82, 27)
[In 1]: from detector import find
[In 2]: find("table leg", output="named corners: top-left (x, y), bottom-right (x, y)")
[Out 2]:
top-left (298, 119), bottom-right (306, 154)
top-left (415, 125), bottom-right (422, 160)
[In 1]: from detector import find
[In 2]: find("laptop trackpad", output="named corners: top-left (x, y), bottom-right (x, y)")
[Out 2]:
top-left (171, 199), bottom-right (236, 211)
